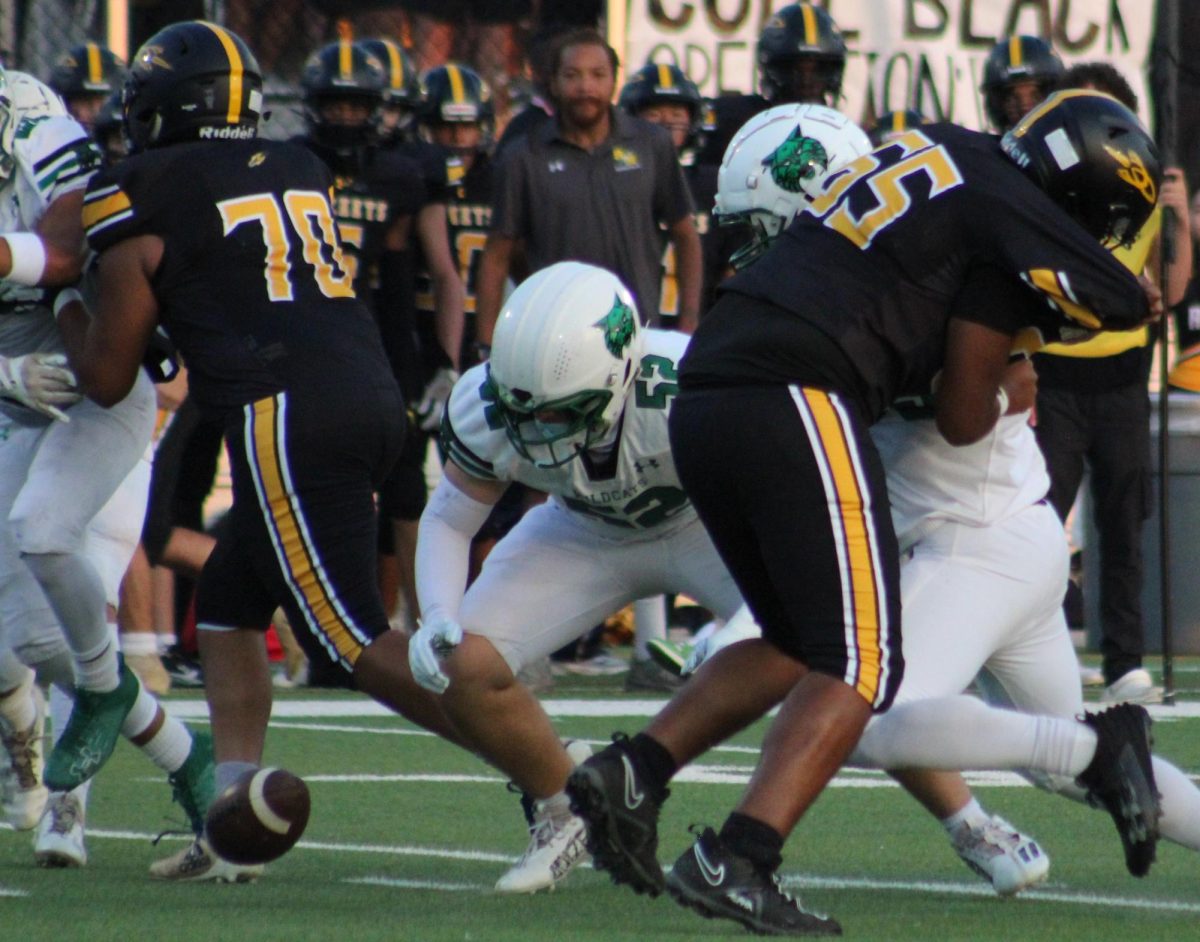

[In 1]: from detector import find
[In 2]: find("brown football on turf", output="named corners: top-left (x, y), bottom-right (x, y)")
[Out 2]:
top-left (205, 767), bottom-right (311, 865)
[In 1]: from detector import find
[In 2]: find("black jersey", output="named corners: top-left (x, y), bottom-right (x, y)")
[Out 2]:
top-left (83, 139), bottom-right (395, 418)
top-left (680, 123), bottom-right (1151, 422)
top-left (415, 155), bottom-right (493, 320)
top-left (298, 139), bottom-right (427, 301)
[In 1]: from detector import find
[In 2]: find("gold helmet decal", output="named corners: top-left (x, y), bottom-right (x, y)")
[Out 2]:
top-left (1104, 144), bottom-right (1158, 205)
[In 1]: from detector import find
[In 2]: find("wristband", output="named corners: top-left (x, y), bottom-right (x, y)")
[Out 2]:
top-left (995, 386), bottom-right (1010, 417)
top-left (52, 288), bottom-right (83, 318)
top-left (3, 232), bottom-right (48, 286)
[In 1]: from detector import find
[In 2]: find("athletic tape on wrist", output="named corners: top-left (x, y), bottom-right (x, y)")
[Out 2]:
top-left (3, 232), bottom-right (48, 286)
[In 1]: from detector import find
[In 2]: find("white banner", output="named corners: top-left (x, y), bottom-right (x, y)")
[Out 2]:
top-left (613, 0), bottom-right (1155, 130)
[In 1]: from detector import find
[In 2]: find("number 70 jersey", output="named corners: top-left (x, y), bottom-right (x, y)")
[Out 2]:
top-left (83, 138), bottom-right (392, 417)
top-left (440, 329), bottom-right (695, 536)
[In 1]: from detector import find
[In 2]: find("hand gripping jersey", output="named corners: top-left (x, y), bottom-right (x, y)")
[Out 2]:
top-left (82, 139), bottom-right (395, 419)
top-left (0, 72), bottom-right (102, 350)
top-left (440, 329), bottom-right (693, 536)
top-left (681, 123), bottom-right (1151, 422)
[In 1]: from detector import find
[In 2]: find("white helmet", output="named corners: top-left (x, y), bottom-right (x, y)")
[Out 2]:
top-left (0, 69), bottom-right (69, 181)
top-left (714, 103), bottom-right (872, 268)
top-left (488, 261), bottom-right (642, 468)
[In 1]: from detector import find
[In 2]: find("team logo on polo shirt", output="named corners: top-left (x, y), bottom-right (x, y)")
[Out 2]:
top-left (612, 146), bottom-right (641, 171)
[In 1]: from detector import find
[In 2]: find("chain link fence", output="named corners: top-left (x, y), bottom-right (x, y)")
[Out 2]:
top-left (2, 1), bottom-right (601, 141)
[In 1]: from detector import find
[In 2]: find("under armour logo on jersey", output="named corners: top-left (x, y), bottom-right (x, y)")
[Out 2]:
top-left (548, 159), bottom-right (566, 173)
top-left (634, 458), bottom-right (660, 473)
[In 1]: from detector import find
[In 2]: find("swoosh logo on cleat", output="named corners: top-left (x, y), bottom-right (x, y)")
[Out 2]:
top-left (621, 754), bottom-right (644, 810)
top-left (694, 842), bottom-right (726, 887)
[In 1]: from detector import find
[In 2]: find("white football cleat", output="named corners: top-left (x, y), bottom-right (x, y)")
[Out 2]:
top-left (34, 791), bottom-right (87, 868)
top-left (1100, 668), bottom-right (1162, 705)
top-left (0, 679), bottom-right (48, 830)
top-left (495, 803), bottom-right (590, 893)
top-left (951, 814), bottom-right (1049, 896)
top-left (149, 837), bottom-right (264, 883)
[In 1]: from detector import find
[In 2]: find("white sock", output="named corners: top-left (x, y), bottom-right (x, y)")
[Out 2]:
top-left (632, 596), bottom-right (668, 660)
top-left (49, 684), bottom-right (73, 747)
top-left (119, 632), bottom-right (159, 657)
top-left (853, 695), bottom-right (1098, 776)
top-left (941, 797), bottom-right (987, 833)
top-left (157, 634), bottom-right (178, 655)
top-left (136, 716), bottom-right (193, 774)
top-left (119, 682), bottom-right (156, 739)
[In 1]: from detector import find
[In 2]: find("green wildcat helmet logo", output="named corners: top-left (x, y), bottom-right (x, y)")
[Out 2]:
top-left (763, 126), bottom-right (829, 193)
top-left (595, 294), bottom-right (637, 359)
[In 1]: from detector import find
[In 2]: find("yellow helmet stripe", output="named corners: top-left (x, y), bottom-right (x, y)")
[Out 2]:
top-left (801, 4), bottom-right (819, 44)
top-left (657, 63), bottom-right (673, 89)
top-left (86, 43), bottom-right (102, 85)
top-left (1012, 88), bottom-right (1104, 138)
top-left (891, 110), bottom-right (905, 133)
top-left (384, 41), bottom-right (404, 90)
top-left (1009, 35), bottom-right (1023, 67)
top-left (447, 64), bottom-right (465, 103)
top-left (339, 38), bottom-right (353, 80)
top-left (200, 22), bottom-right (243, 124)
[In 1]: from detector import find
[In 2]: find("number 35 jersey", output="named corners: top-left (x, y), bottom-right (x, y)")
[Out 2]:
top-left (441, 329), bottom-right (694, 536)
top-left (83, 139), bottom-right (394, 419)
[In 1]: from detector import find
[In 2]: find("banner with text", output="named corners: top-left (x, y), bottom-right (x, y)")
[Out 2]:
top-left (613, 0), bottom-right (1155, 130)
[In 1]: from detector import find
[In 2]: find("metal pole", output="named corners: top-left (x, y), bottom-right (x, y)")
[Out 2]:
top-left (1154, 0), bottom-right (1179, 703)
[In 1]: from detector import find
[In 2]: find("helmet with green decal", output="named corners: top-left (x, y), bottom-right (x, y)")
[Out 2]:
top-left (487, 262), bottom-right (643, 468)
top-left (714, 103), bottom-right (872, 269)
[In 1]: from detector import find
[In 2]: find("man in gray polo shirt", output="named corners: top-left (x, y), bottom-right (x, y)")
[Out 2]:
top-left (476, 28), bottom-right (701, 340)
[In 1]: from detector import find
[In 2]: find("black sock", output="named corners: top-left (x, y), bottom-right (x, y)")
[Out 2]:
top-left (629, 733), bottom-right (677, 800)
top-left (720, 812), bottom-right (784, 873)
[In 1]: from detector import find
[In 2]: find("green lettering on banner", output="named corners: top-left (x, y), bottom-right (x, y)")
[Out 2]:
top-left (1055, 0), bottom-right (1099, 52)
top-left (715, 40), bottom-right (750, 93)
top-left (706, 0), bottom-right (752, 33)
top-left (649, 0), bottom-right (694, 31)
top-left (913, 54), bottom-right (952, 120)
top-left (1003, 0), bottom-right (1053, 40)
top-left (905, 0), bottom-right (949, 39)
top-left (1104, 0), bottom-right (1130, 55)
top-left (958, 0), bottom-right (995, 47)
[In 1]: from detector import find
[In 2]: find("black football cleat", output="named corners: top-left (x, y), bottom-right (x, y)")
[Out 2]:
top-left (1076, 703), bottom-right (1162, 877)
top-left (667, 827), bottom-right (842, 937)
top-left (565, 733), bottom-right (666, 896)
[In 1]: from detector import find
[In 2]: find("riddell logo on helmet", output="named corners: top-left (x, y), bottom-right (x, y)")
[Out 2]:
top-left (199, 125), bottom-right (255, 140)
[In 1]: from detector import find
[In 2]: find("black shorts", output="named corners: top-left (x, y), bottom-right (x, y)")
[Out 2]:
top-left (377, 416), bottom-right (429, 523)
top-left (669, 384), bottom-right (903, 711)
top-left (196, 384), bottom-right (404, 673)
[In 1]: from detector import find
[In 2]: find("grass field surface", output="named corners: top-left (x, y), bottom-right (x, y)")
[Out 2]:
top-left (2, 664), bottom-right (1198, 942)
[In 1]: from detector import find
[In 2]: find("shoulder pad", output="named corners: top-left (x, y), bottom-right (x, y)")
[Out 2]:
top-left (14, 115), bottom-right (101, 199)
top-left (437, 364), bottom-right (510, 481)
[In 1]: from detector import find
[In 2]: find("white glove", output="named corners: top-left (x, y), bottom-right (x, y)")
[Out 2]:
top-left (408, 615), bottom-right (464, 694)
top-left (413, 366), bottom-right (459, 433)
top-left (0, 353), bottom-right (82, 422)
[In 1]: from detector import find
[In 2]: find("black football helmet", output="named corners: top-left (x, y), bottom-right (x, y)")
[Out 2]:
top-left (49, 43), bottom-right (126, 99)
top-left (1001, 90), bottom-right (1162, 247)
top-left (356, 38), bottom-right (421, 110)
top-left (981, 35), bottom-right (1063, 131)
top-left (869, 108), bottom-right (928, 147)
top-left (123, 21), bottom-right (263, 153)
top-left (618, 62), bottom-right (703, 147)
top-left (301, 39), bottom-right (386, 152)
top-left (420, 63), bottom-right (494, 143)
top-left (757, 3), bottom-right (846, 105)
top-left (92, 89), bottom-right (126, 160)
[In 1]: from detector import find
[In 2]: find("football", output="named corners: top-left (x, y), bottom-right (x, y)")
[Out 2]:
top-left (205, 767), bottom-right (311, 865)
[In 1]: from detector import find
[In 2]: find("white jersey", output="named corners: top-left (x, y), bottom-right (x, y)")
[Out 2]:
top-left (442, 329), bottom-right (692, 537)
top-left (871, 408), bottom-right (1050, 550)
top-left (0, 71), bottom-right (101, 354)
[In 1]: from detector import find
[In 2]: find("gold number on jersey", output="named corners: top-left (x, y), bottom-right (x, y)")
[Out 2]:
top-left (806, 130), bottom-right (964, 249)
top-left (218, 194), bottom-right (293, 301)
top-left (335, 221), bottom-right (364, 288)
top-left (455, 230), bottom-right (487, 312)
top-left (283, 191), bottom-right (355, 298)
top-left (217, 189), bottom-right (354, 302)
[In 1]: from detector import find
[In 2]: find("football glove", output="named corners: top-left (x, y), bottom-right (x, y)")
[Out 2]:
top-left (413, 366), bottom-right (458, 433)
top-left (0, 353), bottom-right (82, 422)
top-left (408, 615), bottom-right (463, 694)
